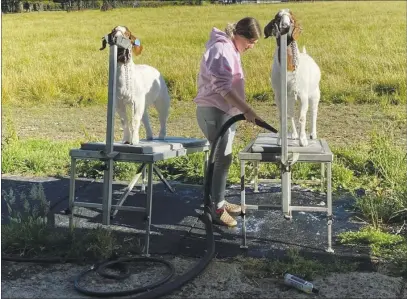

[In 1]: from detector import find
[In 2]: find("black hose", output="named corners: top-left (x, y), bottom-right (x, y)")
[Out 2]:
top-left (3, 114), bottom-right (277, 299)
top-left (74, 257), bottom-right (176, 297)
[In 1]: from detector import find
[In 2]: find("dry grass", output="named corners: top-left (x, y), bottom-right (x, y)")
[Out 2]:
top-left (3, 101), bottom-right (406, 148)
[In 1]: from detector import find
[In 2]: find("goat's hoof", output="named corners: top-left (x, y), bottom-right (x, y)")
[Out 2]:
top-left (299, 137), bottom-right (308, 147)
top-left (146, 136), bottom-right (154, 141)
top-left (291, 133), bottom-right (299, 140)
top-left (310, 134), bottom-right (317, 140)
top-left (123, 141), bottom-right (130, 145)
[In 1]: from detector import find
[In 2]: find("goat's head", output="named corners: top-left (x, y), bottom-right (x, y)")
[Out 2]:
top-left (264, 9), bottom-right (302, 46)
top-left (100, 25), bottom-right (143, 64)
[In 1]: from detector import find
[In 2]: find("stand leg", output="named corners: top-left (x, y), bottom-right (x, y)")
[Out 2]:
top-left (141, 165), bottom-right (147, 193)
top-left (321, 163), bottom-right (325, 193)
top-left (240, 160), bottom-right (248, 249)
top-left (282, 164), bottom-right (292, 219)
top-left (326, 162), bottom-right (334, 253)
top-left (144, 163), bottom-right (153, 256)
top-left (102, 159), bottom-right (114, 226)
top-left (153, 165), bottom-right (175, 193)
top-left (253, 161), bottom-right (259, 193)
top-left (69, 157), bottom-right (76, 230)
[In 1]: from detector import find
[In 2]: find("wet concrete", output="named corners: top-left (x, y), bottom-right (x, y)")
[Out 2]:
top-left (1, 175), bottom-right (367, 260)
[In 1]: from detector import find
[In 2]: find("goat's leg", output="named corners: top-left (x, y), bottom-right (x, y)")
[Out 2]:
top-left (290, 118), bottom-right (298, 139)
top-left (141, 110), bottom-right (154, 140)
top-left (287, 95), bottom-right (298, 140)
top-left (309, 88), bottom-right (320, 140)
top-left (155, 90), bottom-right (170, 140)
top-left (116, 98), bottom-right (131, 144)
top-left (130, 100), bottom-right (145, 145)
top-left (298, 93), bottom-right (309, 147)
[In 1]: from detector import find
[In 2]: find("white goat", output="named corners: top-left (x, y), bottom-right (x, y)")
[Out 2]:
top-left (264, 9), bottom-right (321, 147)
top-left (101, 26), bottom-right (171, 145)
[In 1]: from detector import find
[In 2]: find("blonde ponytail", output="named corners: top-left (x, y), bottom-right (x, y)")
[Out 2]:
top-left (225, 22), bottom-right (236, 39)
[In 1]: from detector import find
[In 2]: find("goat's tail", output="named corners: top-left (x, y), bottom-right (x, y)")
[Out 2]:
top-left (302, 46), bottom-right (307, 54)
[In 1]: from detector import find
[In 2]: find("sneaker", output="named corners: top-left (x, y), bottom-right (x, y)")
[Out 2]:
top-left (224, 201), bottom-right (242, 214)
top-left (213, 208), bottom-right (237, 227)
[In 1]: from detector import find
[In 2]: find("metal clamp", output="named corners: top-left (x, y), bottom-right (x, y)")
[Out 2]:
top-left (101, 34), bottom-right (132, 50)
top-left (281, 152), bottom-right (300, 171)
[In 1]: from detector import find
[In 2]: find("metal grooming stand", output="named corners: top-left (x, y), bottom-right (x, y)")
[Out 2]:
top-left (67, 35), bottom-right (209, 256)
top-left (239, 33), bottom-right (334, 253)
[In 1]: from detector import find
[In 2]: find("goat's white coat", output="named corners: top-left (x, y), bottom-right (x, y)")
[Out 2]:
top-left (113, 27), bottom-right (171, 145)
top-left (271, 45), bottom-right (321, 147)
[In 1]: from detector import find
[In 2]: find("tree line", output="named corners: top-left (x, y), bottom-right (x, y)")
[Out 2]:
top-left (1, 0), bottom-right (203, 13)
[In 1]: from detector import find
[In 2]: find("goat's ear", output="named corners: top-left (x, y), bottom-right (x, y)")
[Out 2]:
top-left (289, 12), bottom-right (302, 40)
top-left (130, 36), bottom-right (143, 56)
top-left (291, 24), bottom-right (302, 41)
top-left (100, 37), bottom-right (107, 50)
top-left (264, 20), bottom-right (275, 39)
top-left (132, 44), bottom-right (143, 56)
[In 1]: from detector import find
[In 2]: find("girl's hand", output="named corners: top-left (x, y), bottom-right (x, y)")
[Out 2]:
top-left (244, 108), bottom-right (263, 124)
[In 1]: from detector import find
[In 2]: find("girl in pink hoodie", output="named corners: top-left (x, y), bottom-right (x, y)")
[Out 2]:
top-left (194, 17), bottom-right (263, 227)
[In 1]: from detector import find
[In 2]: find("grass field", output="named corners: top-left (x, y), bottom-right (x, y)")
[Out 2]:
top-left (1, 1), bottom-right (407, 260)
top-left (2, 1), bottom-right (406, 106)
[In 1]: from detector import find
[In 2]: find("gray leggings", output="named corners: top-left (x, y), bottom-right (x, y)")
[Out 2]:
top-left (196, 106), bottom-right (236, 205)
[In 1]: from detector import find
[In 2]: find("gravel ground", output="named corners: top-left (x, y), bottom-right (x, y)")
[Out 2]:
top-left (2, 256), bottom-right (406, 299)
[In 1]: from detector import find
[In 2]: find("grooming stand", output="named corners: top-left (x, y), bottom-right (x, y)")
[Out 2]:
top-left (68, 139), bottom-right (209, 256)
top-left (239, 33), bottom-right (334, 253)
top-left (67, 34), bottom-right (209, 256)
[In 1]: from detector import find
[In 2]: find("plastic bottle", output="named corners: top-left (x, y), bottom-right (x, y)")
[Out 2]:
top-left (284, 273), bottom-right (319, 294)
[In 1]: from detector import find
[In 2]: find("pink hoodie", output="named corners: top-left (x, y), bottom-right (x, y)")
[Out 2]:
top-left (193, 27), bottom-right (245, 116)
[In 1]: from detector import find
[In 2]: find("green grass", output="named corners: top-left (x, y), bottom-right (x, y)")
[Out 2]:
top-left (2, 138), bottom-right (79, 176)
top-left (2, 2), bottom-right (406, 106)
top-left (338, 227), bottom-right (407, 276)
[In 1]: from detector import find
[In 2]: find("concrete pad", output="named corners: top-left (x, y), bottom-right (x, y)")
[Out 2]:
top-left (188, 183), bottom-right (365, 258)
top-left (56, 179), bottom-right (208, 255)
top-left (2, 176), bottom-right (366, 259)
